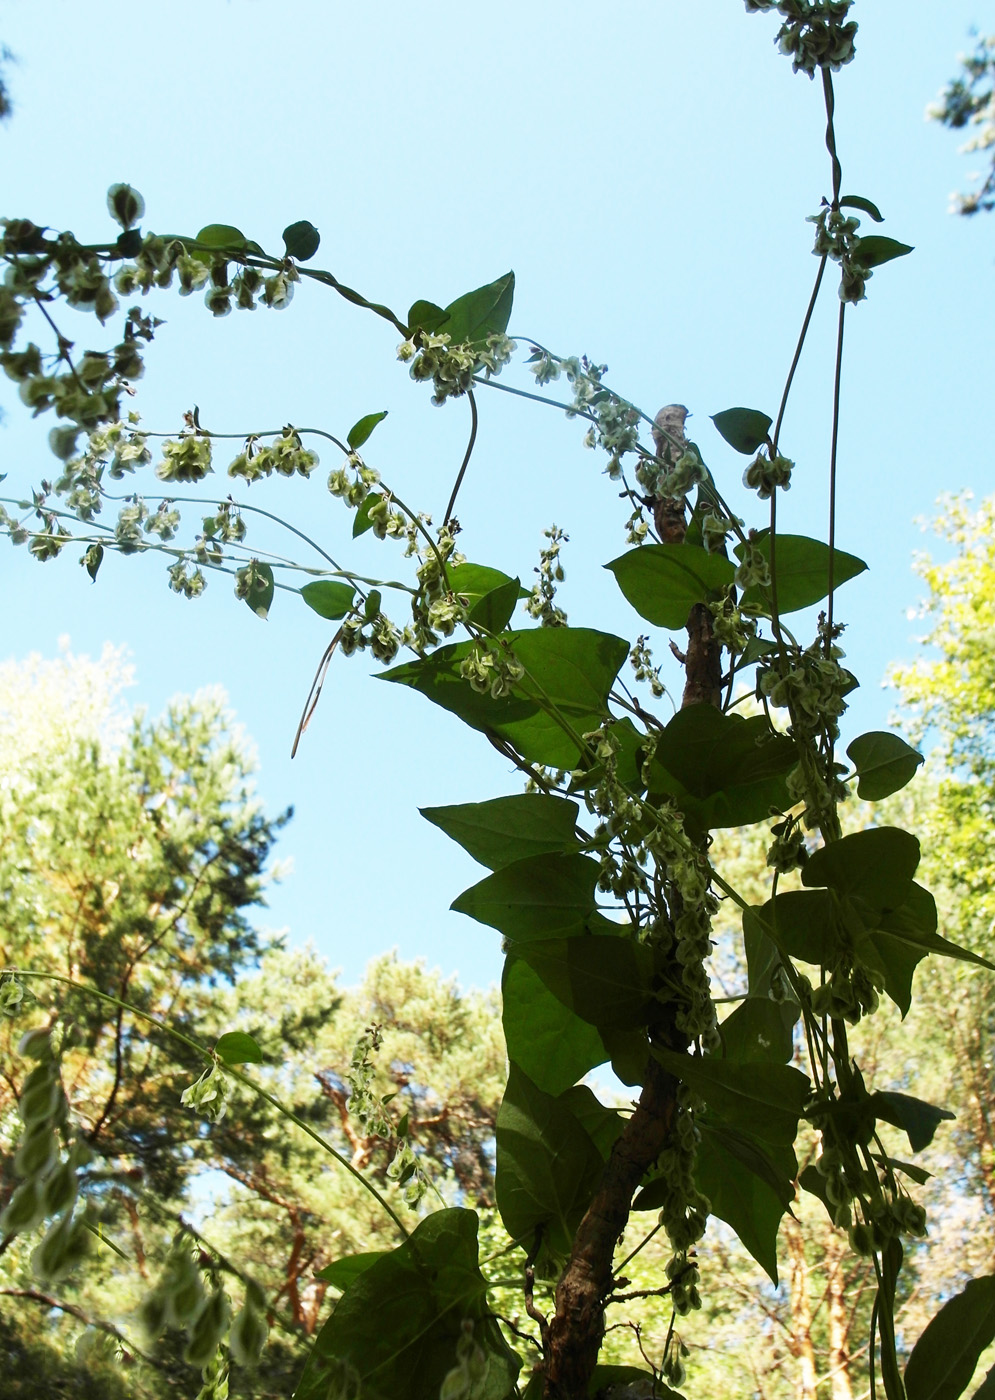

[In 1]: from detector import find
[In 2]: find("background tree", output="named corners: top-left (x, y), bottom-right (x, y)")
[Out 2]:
top-left (0, 649), bottom-right (507, 1397)
top-left (930, 32), bottom-right (995, 215)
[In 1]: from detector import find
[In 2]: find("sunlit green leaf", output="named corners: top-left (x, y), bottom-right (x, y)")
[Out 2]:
top-left (195, 223), bottom-right (248, 250)
top-left (214, 1031), bottom-right (263, 1066)
top-left (300, 580), bottom-right (355, 621)
top-left (347, 411), bottom-right (388, 450)
top-left (717, 997), bottom-right (798, 1064)
top-left (314, 1252), bottom-right (385, 1289)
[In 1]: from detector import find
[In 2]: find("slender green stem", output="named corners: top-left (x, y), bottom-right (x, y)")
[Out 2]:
top-left (613, 1221), bottom-right (664, 1278)
top-left (8, 969), bottom-right (409, 1236)
top-left (826, 298), bottom-right (846, 642)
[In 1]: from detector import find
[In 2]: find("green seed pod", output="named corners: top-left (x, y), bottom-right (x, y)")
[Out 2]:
top-left (137, 1288), bottom-right (168, 1341)
top-left (19, 1076), bottom-right (65, 1127)
top-left (17, 1027), bottom-right (53, 1061)
top-left (0, 1178), bottom-right (44, 1234)
top-left (183, 1288), bottom-right (231, 1369)
top-left (14, 1124), bottom-right (60, 1179)
top-left (42, 1160), bottom-right (79, 1217)
top-left (229, 1298), bottom-right (268, 1366)
top-left (165, 1263), bottom-right (206, 1330)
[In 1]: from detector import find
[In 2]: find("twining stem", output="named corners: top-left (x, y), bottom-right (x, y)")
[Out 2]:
top-left (442, 390), bottom-right (479, 526)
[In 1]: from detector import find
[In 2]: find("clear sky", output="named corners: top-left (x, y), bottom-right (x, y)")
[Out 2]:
top-left (1, 2), bottom-right (992, 991)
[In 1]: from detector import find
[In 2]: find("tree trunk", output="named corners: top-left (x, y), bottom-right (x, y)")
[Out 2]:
top-left (784, 1218), bottom-right (819, 1400)
top-left (826, 1233), bottom-right (854, 1400)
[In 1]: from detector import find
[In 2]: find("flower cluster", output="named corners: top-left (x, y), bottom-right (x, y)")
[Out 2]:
top-left (459, 639), bottom-right (525, 699)
top-left (636, 445), bottom-right (707, 503)
top-left (743, 451), bottom-right (793, 499)
top-left (810, 1112), bottom-right (928, 1246)
top-left (139, 1235), bottom-right (234, 1372)
top-left (156, 434), bottom-right (212, 484)
top-left (525, 525), bottom-right (568, 627)
top-left (745, 0), bottom-right (856, 78)
top-left (228, 428), bottom-right (319, 484)
top-left (180, 1057), bottom-right (230, 1122)
top-left (629, 635), bottom-right (666, 699)
top-left (401, 330), bottom-right (515, 405)
top-left (807, 204), bottom-right (875, 304)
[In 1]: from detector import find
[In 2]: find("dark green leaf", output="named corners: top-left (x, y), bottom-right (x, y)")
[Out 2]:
top-left (502, 958), bottom-right (606, 1096)
top-left (496, 1064), bottom-right (604, 1267)
top-left (214, 1031), bottom-right (263, 1066)
top-left (693, 1121), bottom-right (791, 1282)
top-left (974, 1367), bottom-right (995, 1399)
top-left (799, 1165), bottom-right (835, 1223)
top-left (347, 411), bottom-right (388, 450)
top-left (300, 580), bottom-right (356, 621)
top-left (853, 235), bottom-right (914, 268)
top-left (743, 906), bottom-right (784, 997)
top-left (588, 1368), bottom-right (683, 1399)
top-left (711, 407), bottom-right (773, 455)
top-left (364, 589), bottom-right (382, 621)
top-left (840, 194), bottom-right (885, 222)
top-left (282, 220), bottom-right (320, 261)
top-left (599, 1027), bottom-right (650, 1087)
top-left (905, 1274), bottom-right (995, 1400)
top-left (605, 544), bottom-right (735, 629)
top-left (195, 223), bottom-right (248, 250)
top-left (736, 533), bottom-right (867, 615)
top-left (879, 1237), bottom-right (905, 1400)
top-left (758, 890), bottom-right (837, 967)
top-left (442, 272), bottom-right (515, 345)
top-left (653, 1048), bottom-right (809, 1144)
top-left (422, 794), bottom-right (580, 871)
top-left (803, 826), bottom-right (920, 913)
top-left (314, 1252), bottom-right (384, 1289)
top-left (380, 628), bottom-right (629, 770)
top-left (243, 562), bottom-right (274, 621)
top-left (294, 1209), bottom-right (519, 1400)
top-left (644, 707), bottom-right (795, 831)
top-left (717, 997), bottom-right (798, 1064)
top-left (406, 299), bottom-right (451, 336)
top-left (876, 884), bottom-right (995, 973)
top-left (518, 934), bottom-right (657, 1030)
top-left (82, 543), bottom-right (103, 583)
top-left (872, 1154), bottom-right (932, 1186)
top-left (451, 852), bottom-right (601, 940)
top-left (557, 1085), bottom-right (625, 1161)
top-left (352, 494), bottom-right (377, 538)
top-left (871, 1091), bottom-right (954, 1153)
top-left (847, 731), bottom-right (924, 800)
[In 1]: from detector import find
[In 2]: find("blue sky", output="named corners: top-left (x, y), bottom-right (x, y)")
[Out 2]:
top-left (1, 2), bottom-right (992, 991)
